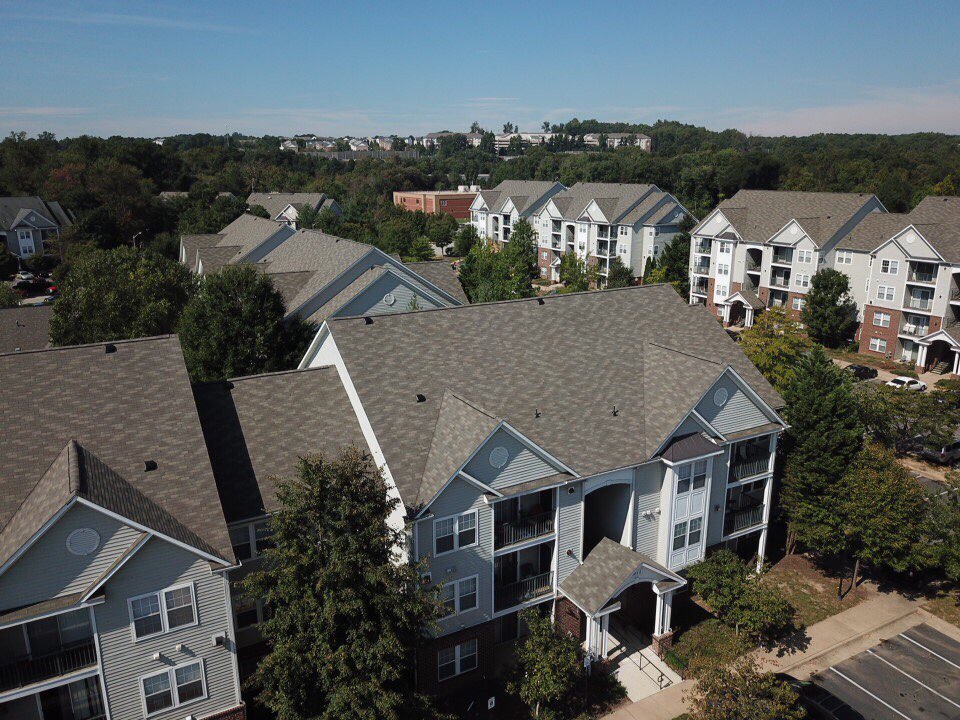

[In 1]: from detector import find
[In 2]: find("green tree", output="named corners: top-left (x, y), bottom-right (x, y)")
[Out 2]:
top-left (780, 347), bottom-right (864, 553)
top-left (802, 269), bottom-right (858, 347)
top-left (858, 383), bottom-right (960, 453)
top-left (408, 235), bottom-right (434, 261)
top-left (0, 283), bottom-right (19, 308)
top-left (295, 204), bottom-right (323, 229)
top-left (558, 252), bottom-right (593, 292)
top-left (511, 608), bottom-right (583, 718)
top-left (502, 218), bottom-right (537, 297)
top-left (605, 256), bottom-right (633, 288)
top-left (248, 204), bottom-right (271, 219)
top-left (458, 240), bottom-right (515, 302)
top-left (177, 265), bottom-right (313, 381)
top-left (425, 213), bottom-right (458, 251)
top-left (738, 308), bottom-right (811, 393)
top-left (453, 223), bottom-right (479, 257)
top-left (689, 656), bottom-right (805, 720)
top-left (391, 136), bottom-right (406, 151)
top-left (243, 448), bottom-right (442, 720)
top-left (840, 443), bottom-right (928, 588)
top-left (658, 230), bottom-right (693, 297)
top-left (922, 493), bottom-right (960, 582)
top-left (50, 246), bottom-right (194, 346)
top-left (0, 246), bottom-right (17, 277)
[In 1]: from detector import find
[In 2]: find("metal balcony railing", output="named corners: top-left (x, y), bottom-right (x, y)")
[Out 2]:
top-left (900, 325), bottom-right (930, 338)
top-left (693, 262), bottom-right (710, 275)
top-left (770, 276), bottom-right (790, 288)
top-left (494, 512), bottom-right (554, 549)
top-left (494, 571), bottom-right (554, 611)
top-left (723, 504), bottom-right (765, 536)
top-left (771, 252), bottom-right (793, 265)
top-left (0, 639), bottom-right (98, 693)
top-left (730, 453), bottom-right (771, 481)
top-left (904, 296), bottom-right (933, 311)
top-left (908, 269), bottom-right (937, 284)
top-left (693, 242), bottom-right (711, 255)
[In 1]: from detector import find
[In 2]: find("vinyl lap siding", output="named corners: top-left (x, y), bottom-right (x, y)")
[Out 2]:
top-left (697, 375), bottom-right (771, 436)
top-left (556, 481), bottom-right (583, 583)
top-left (464, 429), bottom-right (558, 490)
top-left (418, 477), bottom-right (494, 635)
top-left (96, 538), bottom-right (238, 720)
top-left (336, 273), bottom-right (445, 318)
top-left (634, 467), bottom-right (661, 559)
top-left (0, 504), bottom-right (143, 611)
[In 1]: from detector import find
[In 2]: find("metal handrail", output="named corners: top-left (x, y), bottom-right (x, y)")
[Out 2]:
top-left (0, 639), bottom-right (97, 693)
top-left (908, 270), bottom-right (937, 283)
top-left (769, 276), bottom-right (790, 288)
top-left (494, 512), bottom-right (555, 549)
top-left (494, 571), bottom-right (553, 611)
top-left (724, 504), bottom-right (764, 536)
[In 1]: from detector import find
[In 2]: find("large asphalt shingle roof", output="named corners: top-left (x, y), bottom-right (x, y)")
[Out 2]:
top-left (486, 180), bottom-right (563, 215)
top-left (0, 336), bottom-right (233, 562)
top-left (835, 196), bottom-right (960, 261)
top-left (246, 192), bottom-right (331, 220)
top-left (401, 261), bottom-right (468, 305)
top-left (0, 305), bottom-right (52, 354)
top-left (326, 284), bottom-right (783, 510)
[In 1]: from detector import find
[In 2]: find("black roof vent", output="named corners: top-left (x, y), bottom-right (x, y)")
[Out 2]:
top-left (416, 393), bottom-right (427, 403)
top-left (104, 344), bottom-right (117, 354)
top-left (364, 317), bottom-right (374, 325)
top-left (144, 460), bottom-right (158, 472)
top-left (537, 298), bottom-right (545, 305)
top-left (534, 407), bottom-right (541, 418)
top-left (612, 405), bottom-right (619, 417)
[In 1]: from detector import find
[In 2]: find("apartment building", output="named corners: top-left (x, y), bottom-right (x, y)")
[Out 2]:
top-left (0, 337), bottom-right (245, 720)
top-left (179, 214), bottom-right (467, 326)
top-left (424, 132), bottom-right (484, 148)
top-left (393, 187), bottom-right (480, 220)
top-left (300, 285), bottom-right (785, 694)
top-left (529, 183), bottom-right (690, 284)
top-left (583, 133), bottom-right (652, 151)
top-left (0, 197), bottom-right (73, 259)
top-left (832, 196), bottom-right (960, 371)
top-left (244, 193), bottom-right (341, 227)
top-left (688, 190), bottom-right (885, 326)
top-left (493, 132), bottom-right (555, 151)
top-left (469, 180), bottom-right (566, 244)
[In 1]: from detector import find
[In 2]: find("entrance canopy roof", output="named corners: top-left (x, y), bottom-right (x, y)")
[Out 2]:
top-left (559, 538), bottom-right (685, 616)
top-left (722, 289), bottom-right (764, 310)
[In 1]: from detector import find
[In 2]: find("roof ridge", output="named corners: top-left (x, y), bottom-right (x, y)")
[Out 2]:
top-left (647, 339), bottom-right (725, 366)
top-left (445, 389), bottom-right (501, 421)
top-left (0, 334), bottom-right (177, 359)
top-left (222, 364), bottom-right (338, 384)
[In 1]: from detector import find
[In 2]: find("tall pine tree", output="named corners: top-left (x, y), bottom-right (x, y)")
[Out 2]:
top-left (780, 346), bottom-right (864, 553)
top-left (243, 448), bottom-right (443, 720)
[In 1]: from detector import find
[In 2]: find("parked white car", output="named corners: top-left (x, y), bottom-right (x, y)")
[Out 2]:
top-left (886, 376), bottom-right (927, 391)
top-left (14, 271), bottom-right (34, 281)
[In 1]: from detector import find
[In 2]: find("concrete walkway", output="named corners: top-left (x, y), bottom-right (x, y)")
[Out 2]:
top-left (604, 590), bottom-right (935, 720)
top-left (832, 358), bottom-right (940, 386)
top-left (607, 620), bottom-right (683, 702)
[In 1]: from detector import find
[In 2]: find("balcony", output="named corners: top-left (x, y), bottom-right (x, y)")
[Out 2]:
top-left (746, 260), bottom-right (761, 273)
top-left (551, 238), bottom-right (561, 250)
top-left (730, 453), bottom-right (771, 481)
top-left (692, 261), bottom-right (710, 275)
top-left (904, 295), bottom-right (933, 312)
top-left (723, 504), bottom-right (765, 536)
top-left (769, 275), bottom-right (791, 289)
top-left (771, 249), bottom-right (793, 265)
top-left (595, 242), bottom-right (615, 257)
top-left (0, 639), bottom-right (97, 694)
top-left (495, 512), bottom-right (554, 549)
top-left (3, 676), bottom-right (106, 720)
top-left (691, 280), bottom-right (709, 296)
top-left (908, 268), bottom-right (938, 284)
top-left (494, 571), bottom-right (553, 612)
top-left (693, 241), bottom-right (712, 255)
top-left (900, 324), bottom-right (930, 338)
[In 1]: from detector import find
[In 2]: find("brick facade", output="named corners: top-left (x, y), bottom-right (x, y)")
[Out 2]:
top-left (201, 704), bottom-right (246, 720)
top-left (416, 620), bottom-right (496, 697)
top-left (556, 597), bottom-right (584, 641)
top-left (538, 248), bottom-right (559, 279)
top-left (857, 304), bottom-right (904, 358)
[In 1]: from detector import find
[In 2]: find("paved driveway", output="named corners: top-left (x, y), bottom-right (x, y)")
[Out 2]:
top-left (810, 623), bottom-right (960, 720)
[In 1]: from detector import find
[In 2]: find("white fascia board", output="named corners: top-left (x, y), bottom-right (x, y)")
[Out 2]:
top-left (721, 365), bottom-right (787, 426)
top-left (298, 321), bottom-right (331, 368)
top-left (80, 532), bottom-right (152, 602)
top-left (377, 255), bottom-right (462, 305)
top-left (499, 421), bottom-right (579, 477)
top-left (877, 225), bottom-right (946, 262)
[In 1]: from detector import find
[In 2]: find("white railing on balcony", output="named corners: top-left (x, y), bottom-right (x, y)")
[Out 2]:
top-left (693, 261), bottom-right (710, 275)
top-left (900, 324), bottom-right (930, 338)
top-left (904, 296), bottom-right (933, 311)
top-left (771, 251), bottom-right (793, 265)
top-left (730, 453), bottom-right (771, 481)
top-left (770, 275), bottom-right (790, 288)
top-left (494, 571), bottom-right (554, 611)
top-left (908, 269), bottom-right (937, 284)
top-left (724, 504), bottom-right (765, 536)
top-left (494, 512), bottom-right (554, 549)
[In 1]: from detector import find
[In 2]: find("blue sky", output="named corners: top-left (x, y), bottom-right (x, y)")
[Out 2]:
top-left (3, 0), bottom-right (960, 138)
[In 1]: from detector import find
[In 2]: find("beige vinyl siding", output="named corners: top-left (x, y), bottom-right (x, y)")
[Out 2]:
top-left (96, 537), bottom-right (238, 720)
top-left (463, 429), bottom-right (559, 490)
top-left (0, 503), bottom-right (143, 611)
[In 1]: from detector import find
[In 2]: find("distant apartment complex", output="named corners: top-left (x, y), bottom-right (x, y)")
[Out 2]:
top-left (493, 132), bottom-right (554, 151)
top-left (470, 181), bottom-right (690, 285)
top-left (0, 196), bottom-right (72, 258)
top-left (393, 187), bottom-right (480, 219)
top-left (583, 133), bottom-right (651, 151)
top-left (245, 192), bottom-right (341, 227)
top-left (689, 190), bottom-right (960, 374)
top-left (424, 132), bottom-right (484, 148)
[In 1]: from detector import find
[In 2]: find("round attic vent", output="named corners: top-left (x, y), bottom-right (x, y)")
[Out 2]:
top-left (489, 446), bottom-right (509, 469)
top-left (790, 225), bottom-right (798, 235)
top-left (66, 528), bottom-right (100, 556)
top-left (383, 292), bottom-right (396, 306)
top-left (713, 388), bottom-right (729, 407)
top-left (904, 232), bottom-right (915, 244)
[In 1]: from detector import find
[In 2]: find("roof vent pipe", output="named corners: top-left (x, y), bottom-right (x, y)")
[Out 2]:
top-left (612, 405), bottom-right (619, 416)
top-left (144, 460), bottom-right (158, 472)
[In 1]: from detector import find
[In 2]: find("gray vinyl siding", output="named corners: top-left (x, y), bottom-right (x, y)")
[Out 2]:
top-left (556, 480), bottom-right (583, 583)
top-left (334, 273), bottom-right (445, 318)
top-left (95, 537), bottom-right (238, 720)
top-left (418, 477), bottom-right (493, 635)
top-left (0, 504), bottom-right (143, 612)
top-left (634, 466), bottom-right (662, 558)
top-left (707, 447), bottom-right (733, 546)
top-left (463, 429), bottom-right (559, 490)
top-left (696, 375), bottom-right (771, 436)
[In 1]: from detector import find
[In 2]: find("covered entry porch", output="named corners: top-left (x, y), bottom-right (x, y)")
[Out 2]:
top-left (916, 329), bottom-right (960, 376)
top-left (721, 290), bottom-right (765, 329)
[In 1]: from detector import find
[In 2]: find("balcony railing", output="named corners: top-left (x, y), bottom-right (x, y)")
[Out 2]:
top-left (770, 276), bottom-right (790, 288)
top-left (551, 240), bottom-right (561, 250)
top-left (730, 453), bottom-right (771, 481)
top-left (0, 639), bottom-right (98, 693)
top-left (691, 282), bottom-right (709, 295)
top-left (904, 296), bottom-right (933, 311)
top-left (746, 261), bottom-right (761, 273)
top-left (771, 251), bottom-right (793, 265)
top-left (692, 262), bottom-right (710, 275)
top-left (723, 504), bottom-right (765, 537)
top-left (595, 244), bottom-right (615, 257)
top-left (494, 571), bottom-right (554, 611)
top-left (908, 269), bottom-right (937, 284)
top-left (693, 242), bottom-right (711, 255)
top-left (900, 324), bottom-right (930, 338)
top-left (495, 512), bottom-right (555, 549)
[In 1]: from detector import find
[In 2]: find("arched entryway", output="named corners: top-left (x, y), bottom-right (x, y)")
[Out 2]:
top-left (727, 302), bottom-right (745, 328)
top-left (583, 483), bottom-right (631, 557)
top-left (925, 339), bottom-right (955, 373)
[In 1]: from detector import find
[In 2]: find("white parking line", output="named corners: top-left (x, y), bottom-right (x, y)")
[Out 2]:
top-left (900, 632), bottom-right (960, 670)
top-left (866, 648), bottom-right (960, 709)
top-left (829, 667), bottom-right (914, 720)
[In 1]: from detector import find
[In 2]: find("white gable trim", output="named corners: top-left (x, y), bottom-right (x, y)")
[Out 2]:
top-left (0, 498), bottom-right (77, 580)
top-left (377, 252), bottom-right (464, 305)
top-left (80, 531), bottom-right (152, 602)
top-left (457, 470), bottom-right (503, 498)
top-left (501, 197), bottom-right (517, 215)
top-left (692, 208), bottom-right (738, 240)
top-left (689, 410), bottom-right (727, 441)
top-left (722, 366), bottom-right (787, 426)
top-left (331, 267), bottom-right (449, 319)
top-left (74, 498), bottom-right (232, 567)
top-left (499, 421), bottom-right (579, 477)
top-left (0, 596), bottom-right (105, 632)
top-left (767, 219), bottom-right (815, 248)
top-left (917, 328), bottom-right (960, 347)
top-left (875, 225), bottom-right (945, 262)
top-left (285, 246), bottom-right (380, 319)
top-left (469, 194), bottom-right (488, 212)
top-left (579, 200), bottom-right (609, 224)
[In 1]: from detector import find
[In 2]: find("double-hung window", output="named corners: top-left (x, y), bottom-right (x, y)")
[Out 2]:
top-left (797, 249), bottom-right (813, 264)
top-left (676, 460), bottom-right (707, 494)
top-left (717, 263), bottom-right (730, 276)
top-left (792, 297), bottom-right (806, 311)
top-left (873, 311), bottom-right (891, 328)
top-left (129, 583), bottom-right (197, 640)
top-left (438, 638), bottom-right (478, 681)
top-left (876, 285), bottom-right (895, 302)
top-left (141, 660), bottom-right (206, 716)
top-left (434, 511), bottom-right (477, 555)
top-left (795, 274), bottom-right (810, 288)
top-left (880, 259), bottom-right (899, 275)
top-left (869, 337), bottom-right (887, 353)
top-left (672, 517), bottom-right (702, 551)
top-left (439, 575), bottom-right (479, 616)
top-left (229, 519), bottom-right (275, 561)
top-left (836, 250), bottom-right (853, 266)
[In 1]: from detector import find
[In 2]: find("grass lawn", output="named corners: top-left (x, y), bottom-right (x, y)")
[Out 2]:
top-left (665, 618), bottom-right (747, 677)
top-left (824, 347), bottom-right (918, 378)
top-left (923, 589), bottom-right (960, 628)
top-left (766, 553), bottom-right (870, 627)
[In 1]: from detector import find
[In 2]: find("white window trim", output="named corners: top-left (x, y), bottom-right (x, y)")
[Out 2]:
top-left (442, 574), bottom-right (479, 616)
top-left (127, 582), bottom-right (198, 643)
top-left (229, 518), bottom-right (274, 562)
top-left (876, 285), bottom-right (895, 301)
top-left (873, 311), bottom-right (891, 328)
top-left (433, 509), bottom-right (479, 557)
top-left (880, 259), bottom-right (899, 275)
top-left (835, 251), bottom-right (852, 266)
top-left (438, 638), bottom-right (478, 681)
top-left (139, 659), bottom-right (208, 717)
top-left (869, 337), bottom-right (887, 353)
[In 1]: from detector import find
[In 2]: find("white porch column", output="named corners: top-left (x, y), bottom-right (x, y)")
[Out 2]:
top-left (917, 344), bottom-right (928, 368)
top-left (653, 589), bottom-right (674, 636)
top-left (756, 526), bottom-right (769, 572)
top-left (953, 350), bottom-right (960, 375)
top-left (745, 307), bottom-right (754, 328)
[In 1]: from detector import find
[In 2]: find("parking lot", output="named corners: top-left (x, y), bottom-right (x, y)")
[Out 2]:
top-left (810, 623), bottom-right (960, 720)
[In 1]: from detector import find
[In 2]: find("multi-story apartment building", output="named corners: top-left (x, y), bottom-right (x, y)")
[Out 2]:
top-left (493, 132), bottom-right (555, 152)
top-left (469, 180), bottom-right (566, 244)
top-left (831, 196), bottom-right (960, 371)
top-left (689, 190), bottom-right (885, 326)
top-left (529, 183), bottom-right (690, 284)
top-left (583, 133), bottom-right (652, 151)
top-left (300, 285), bottom-right (785, 694)
top-left (393, 187), bottom-right (480, 220)
top-left (0, 337), bottom-right (245, 720)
